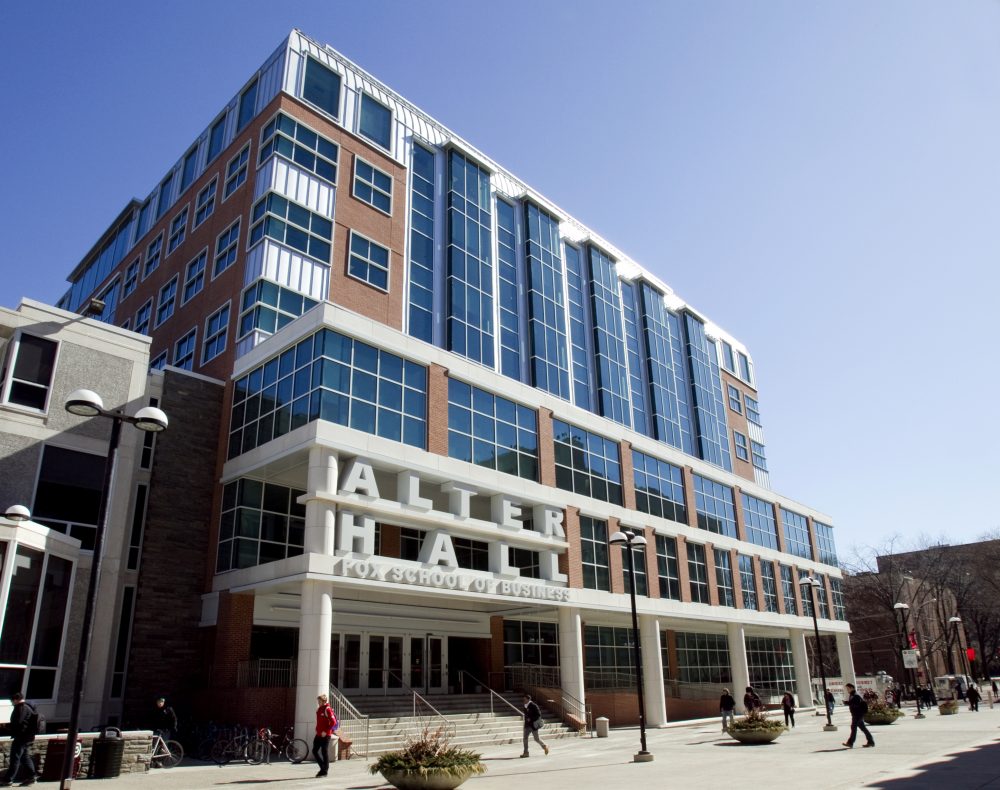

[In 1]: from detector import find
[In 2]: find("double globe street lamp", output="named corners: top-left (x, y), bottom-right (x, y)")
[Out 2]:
top-left (609, 529), bottom-right (653, 762)
top-left (58, 389), bottom-right (168, 789)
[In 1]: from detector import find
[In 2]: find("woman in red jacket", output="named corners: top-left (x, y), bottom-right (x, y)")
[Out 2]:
top-left (313, 694), bottom-right (339, 777)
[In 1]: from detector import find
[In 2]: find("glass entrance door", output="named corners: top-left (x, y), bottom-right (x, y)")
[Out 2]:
top-left (427, 636), bottom-right (446, 693)
top-left (332, 632), bottom-right (446, 695)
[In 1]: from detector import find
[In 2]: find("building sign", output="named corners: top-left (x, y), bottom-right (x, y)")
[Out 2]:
top-left (902, 649), bottom-right (919, 669)
top-left (328, 458), bottom-right (570, 602)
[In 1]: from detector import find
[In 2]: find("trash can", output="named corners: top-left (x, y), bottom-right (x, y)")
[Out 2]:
top-left (41, 737), bottom-right (82, 781)
top-left (90, 727), bottom-right (126, 779)
top-left (595, 717), bottom-right (610, 738)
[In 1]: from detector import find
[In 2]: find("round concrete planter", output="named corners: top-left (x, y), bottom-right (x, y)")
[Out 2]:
top-left (380, 768), bottom-right (478, 790)
top-left (864, 713), bottom-right (902, 725)
top-left (938, 703), bottom-right (959, 716)
top-left (727, 728), bottom-right (783, 745)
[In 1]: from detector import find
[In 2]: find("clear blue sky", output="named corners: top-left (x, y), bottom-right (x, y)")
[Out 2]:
top-left (2, 1), bottom-right (997, 558)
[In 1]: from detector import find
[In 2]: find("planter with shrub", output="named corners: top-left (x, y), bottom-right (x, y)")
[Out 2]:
top-left (726, 707), bottom-right (785, 744)
top-left (370, 728), bottom-right (486, 790)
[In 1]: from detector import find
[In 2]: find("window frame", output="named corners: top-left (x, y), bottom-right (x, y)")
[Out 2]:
top-left (142, 233), bottom-right (164, 280)
top-left (167, 205), bottom-right (189, 254)
top-left (727, 384), bottom-right (742, 413)
top-left (352, 155), bottom-right (393, 215)
top-left (172, 326), bottom-right (198, 371)
top-left (150, 350), bottom-right (168, 370)
top-left (193, 177), bottom-right (218, 229)
top-left (358, 92), bottom-right (393, 152)
top-left (207, 112), bottom-right (228, 164)
top-left (201, 301), bottom-right (231, 365)
top-left (223, 143), bottom-right (251, 201)
top-left (346, 229), bottom-right (391, 292)
top-left (213, 219), bottom-right (241, 279)
top-left (154, 275), bottom-right (179, 328)
top-left (133, 299), bottom-right (153, 336)
top-left (123, 257), bottom-right (140, 298)
top-left (1, 331), bottom-right (60, 414)
top-left (733, 431), bottom-right (750, 461)
top-left (301, 56), bottom-right (342, 120)
top-left (181, 248), bottom-right (209, 305)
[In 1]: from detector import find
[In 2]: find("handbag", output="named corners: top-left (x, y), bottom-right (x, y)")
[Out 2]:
top-left (532, 719), bottom-right (543, 731)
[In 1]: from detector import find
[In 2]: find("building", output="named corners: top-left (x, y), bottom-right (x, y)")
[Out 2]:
top-left (7, 29), bottom-right (854, 735)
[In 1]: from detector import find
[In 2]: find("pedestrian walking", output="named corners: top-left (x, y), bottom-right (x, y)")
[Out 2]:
top-left (992, 679), bottom-right (998, 699)
top-left (151, 697), bottom-right (178, 742)
top-left (781, 691), bottom-right (796, 728)
top-left (313, 693), bottom-right (339, 778)
top-left (2, 692), bottom-right (38, 787)
top-left (842, 683), bottom-right (875, 749)
top-left (520, 694), bottom-right (549, 758)
top-left (967, 685), bottom-right (981, 712)
top-left (825, 689), bottom-right (836, 719)
top-left (743, 686), bottom-right (762, 712)
top-left (719, 688), bottom-right (736, 731)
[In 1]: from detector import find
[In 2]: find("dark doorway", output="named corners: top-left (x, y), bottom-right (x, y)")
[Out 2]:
top-left (448, 637), bottom-right (491, 694)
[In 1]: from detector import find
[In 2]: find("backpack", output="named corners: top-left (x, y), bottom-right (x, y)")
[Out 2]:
top-left (857, 698), bottom-right (868, 716)
top-left (26, 705), bottom-right (46, 735)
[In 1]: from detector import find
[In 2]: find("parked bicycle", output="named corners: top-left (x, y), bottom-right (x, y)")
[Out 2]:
top-left (210, 725), bottom-right (252, 766)
top-left (151, 731), bottom-right (184, 768)
top-left (246, 726), bottom-right (309, 765)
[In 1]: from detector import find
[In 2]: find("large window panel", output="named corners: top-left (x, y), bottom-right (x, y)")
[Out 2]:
top-left (4, 334), bottom-right (57, 411)
top-left (33, 445), bottom-right (106, 550)
top-left (303, 58), bottom-right (342, 118)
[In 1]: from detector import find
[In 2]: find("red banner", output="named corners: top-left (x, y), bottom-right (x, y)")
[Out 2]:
top-left (967, 647), bottom-right (976, 661)
top-left (908, 632), bottom-right (918, 649)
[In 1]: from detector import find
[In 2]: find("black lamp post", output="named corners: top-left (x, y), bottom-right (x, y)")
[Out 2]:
top-left (949, 616), bottom-right (972, 683)
top-left (59, 389), bottom-right (168, 789)
top-left (892, 603), bottom-right (924, 718)
top-left (609, 529), bottom-right (652, 762)
top-left (799, 576), bottom-right (836, 731)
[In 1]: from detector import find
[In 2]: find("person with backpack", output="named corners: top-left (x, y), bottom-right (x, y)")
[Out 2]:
top-left (520, 694), bottom-right (549, 758)
top-left (2, 692), bottom-right (38, 787)
top-left (151, 697), bottom-right (178, 742)
top-left (313, 693), bottom-right (339, 778)
top-left (967, 684), bottom-right (982, 712)
top-left (841, 683), bottom-right (874, 749)
top-left (719, 688), bottom-right (736, 732)
top-left (781, 691), bottom-right (796, 728)
top-left (742, 686), bottom-right (762, 712)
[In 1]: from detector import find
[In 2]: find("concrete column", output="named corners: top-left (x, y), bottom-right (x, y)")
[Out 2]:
top-left (790, 629), bottom-right (814, 707)
top-left (836, 632), bottom-right (857, 687)
top-left (640, 615), bottom-right (667, 726)
top-left (305, 446), bottom-right (338, 555)
top-left (296, 579), bottom-right (333, 740)
top-left (727, 622), bottom-right (750, 712)
top-left (558, 607), bottom-right (587, 724)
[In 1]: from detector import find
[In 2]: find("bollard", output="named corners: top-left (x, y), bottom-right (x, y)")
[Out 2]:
top-left (595, 716), bottom-right (610, 738)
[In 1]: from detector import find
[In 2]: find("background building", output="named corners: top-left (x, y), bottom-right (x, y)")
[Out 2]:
top-left (4, 29), bottom-right (853, 738)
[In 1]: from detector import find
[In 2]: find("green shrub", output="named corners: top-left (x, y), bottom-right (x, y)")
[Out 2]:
top-left (864, 699), bottom-right (903, 724)
top-left (369, 727), bottom-right (487, 778)
top-left (728, 707), bottom-right (786, 732)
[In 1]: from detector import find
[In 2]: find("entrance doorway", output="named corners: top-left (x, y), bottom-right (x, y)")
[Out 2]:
top-left (331, 632), bottom-right (447, 695)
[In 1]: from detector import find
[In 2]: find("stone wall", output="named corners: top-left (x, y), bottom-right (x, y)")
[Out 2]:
top-left (0, 731), bottom-right (154, 777)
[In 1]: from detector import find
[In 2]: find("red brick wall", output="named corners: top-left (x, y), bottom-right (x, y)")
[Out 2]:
top-left (426, 364), bottom-right (449, 456)
top-left (561, 506), bottom-right (583, 588)
top-left (608, 517), bottom-right (625, 595)
top-left (537, 407), bottom-right (555, 487)
top-left (619, 440), bottom-right (636, 511)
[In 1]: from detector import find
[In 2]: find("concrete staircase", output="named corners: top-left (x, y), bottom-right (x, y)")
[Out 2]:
top-left (347, 693), bottom-right (581, 756)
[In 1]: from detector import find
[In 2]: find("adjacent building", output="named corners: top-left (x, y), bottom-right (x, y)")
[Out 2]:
top-left (3, 29), bottom-right (854, 735)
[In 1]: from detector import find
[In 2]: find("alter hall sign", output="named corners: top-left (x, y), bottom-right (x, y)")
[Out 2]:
top-left (326, 458), bottom-right (570, 603)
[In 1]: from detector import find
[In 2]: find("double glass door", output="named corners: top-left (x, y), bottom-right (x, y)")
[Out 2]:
top-left (332, 632), bottom-right (445, 695)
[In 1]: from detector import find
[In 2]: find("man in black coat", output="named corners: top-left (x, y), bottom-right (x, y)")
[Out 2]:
top-left (842, 684), bottom-right (874, 749)
top-left (2, 692), bottom-right (37, 787)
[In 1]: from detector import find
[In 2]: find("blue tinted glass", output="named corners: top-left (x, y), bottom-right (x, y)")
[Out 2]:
top-left (359, 94), bottom-right (392, 149)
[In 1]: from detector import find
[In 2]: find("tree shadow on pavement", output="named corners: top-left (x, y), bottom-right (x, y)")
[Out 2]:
top-left (866, 738), bottom-right (1000, 789)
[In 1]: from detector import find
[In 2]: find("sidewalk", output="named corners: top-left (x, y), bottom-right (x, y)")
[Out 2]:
top-left (98, 704), bottom-right (1000, 789)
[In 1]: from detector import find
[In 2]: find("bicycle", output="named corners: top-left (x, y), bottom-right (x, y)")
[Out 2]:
top-left (246, 725), bottom-right (309, 765)
top-left (151, 732), bottom-right (184, 768)
top-left (210, 725), bottom-right (252, 765)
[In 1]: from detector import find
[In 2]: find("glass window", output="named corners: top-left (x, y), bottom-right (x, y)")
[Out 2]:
top-left (733, 431), bottom-right (749, 461)
top-left (194, 178), bottom-right (217, 228)
top-left (249, 192), bottom-right (333, 263)
top-left (237, 279), bottom-right (319, 343)
top-left (815, 521), bottom-right (838, 566)
top-left (714, 549), bottom-right (735, 607)
top-left (750, 441), bottom-right (768, 471)
top-left (587, 245), bottom-right (629, 425)
top-left (407, 143), bottom-right (435, 343)
top-left (237, 78), bottom-right (258, 132)
top-left (746, 637), bottom-right (794, 695)
top-left (123, 258), bottom-right (140, 297)
top-left (259, 113), bottom-right (338, 184)
top-left (675, 631), bottom-right (731, 684)
top-left (143, 233), bottom-right (163, 278)
top-left (207, 114), bottom-right (227, 163)
top-left (182, 251), bottom-right (207, 304)
top-left (503, 620), bottom-right (557, 667)
top-left (134, 300), bottom-right (152, 336)
top-left (741, 493), bottom-right (778, 550)
top-left (347, 232), bottom-right (390, 291)
top-left (760, 560), bottom-right (779, 613)
top-left (727, 384), bottom-right (742, 413)
top-left (737, 351), bottom-right (752, 384)
top-left (214, 219), bottom-right (241, 277)
top-left (744, 394), bottom-right (761, 426)
top-left (447, 379), bottom-right (537, 480)
top-left (32, 445), bottom-right (105, 550)
top-left (552, 419), bottom-right (622, 505)
top-left (496, 199), bottom-right (520, 381)
top-left (150, 350), bottom-right (167, 371)
top-left (359, 94), bottom-right (392, 150)
top-left (155, 172), bottom-right (174, 220)
top-left (216, 478), bottom-right (305, 572)
top-left (180, 146), bottom-right (198, 192)
top-left (639, 283), bottom-right (692, 453)
top-left (780, 565), bottom-right (797, 614)
top-left (564, 244), bottom-right (593, 410)
top-left (687, 542), bottom-right (709, 604)
top-left (524, 203), bottom-right (569, 399)
top-left (739, 555), bottom-right (758, 611)
top-left (173, 327), bottom-right (197, 370)
top-left (454, 537), bottom-right (489, 572)
top-left (693, 474), bottom-right (736, 537)
top-left (353, 157), bottom-right (392, 213)
top-left (303, 58), bottom-right (341, 118)
top-left (3, 334), bottom-right (57, 411)
top-left (583, 625), bottom-right (636, 687)
top-left (155, 277), bottom-right (178, 327)
top-left (224, 144), bottom-right (250, 198)
top-left (721, 341), bottom-right (735, 372)
top-left (684, 314), bottom-right (732, 471)
top-left (202, 303), bottom-right (230, 364)
top-left (580, 516), bottom-right (610, 592)
top-left (228, 328), bottom-right (427, 458)
top-left (781, 508), bottom-right (812, 560)
top-left (621, 281), bottom-right (648, 434)
top-left (830, 577), bottom-right (846, 620)
top-left (633, 450), bottom-right (686, 523)
top-left (655, 534), bottom-right (680, 600)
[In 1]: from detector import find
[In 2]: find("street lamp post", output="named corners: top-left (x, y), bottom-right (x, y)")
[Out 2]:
top-left (799, 576), bottom-right (836, 731)
top-left (58, 389), bottom-right (168, 790)
top-left (609, 529), bottom-right (653, 762)
top-left (893, 603), bottom-right (924, 718)
top-left (949, 616), bottom-right (972, 684)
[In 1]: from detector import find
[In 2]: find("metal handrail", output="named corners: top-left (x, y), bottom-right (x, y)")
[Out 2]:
top-left (457, 670), bottom-right (525, 718)
top-left (383, 671), bottom-right (456, 739)
top-left (328, 684), bottom-right (370, 758)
